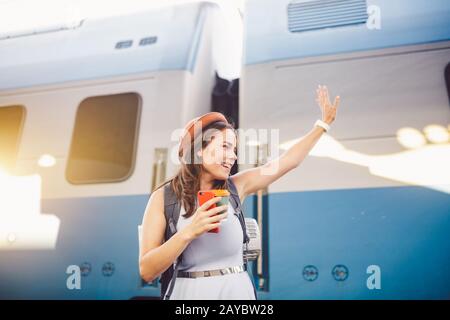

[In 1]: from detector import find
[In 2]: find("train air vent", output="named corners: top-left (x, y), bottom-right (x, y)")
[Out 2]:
top-left (115, 40), bottom-right (133, 49)
top-left (287, 0), bottom-right (368, 33)
top-left (139, 36), bottom-right (157, 46)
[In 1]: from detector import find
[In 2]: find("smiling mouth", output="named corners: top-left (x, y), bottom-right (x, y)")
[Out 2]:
top-left (221, 162), bottom-right (232, 170)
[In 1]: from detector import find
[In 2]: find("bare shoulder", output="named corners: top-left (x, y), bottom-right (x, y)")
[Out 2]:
top-left (143, 187), bottom-right (165, 225)
top-left (144, 187), bottom-right (164, 214)
top-left (151, 187), bottom-right (165, 205)
top-left (139, 187), bottom-right (166, 258)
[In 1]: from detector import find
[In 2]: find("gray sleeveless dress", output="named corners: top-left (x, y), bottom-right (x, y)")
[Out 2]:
top-left (167, 202), bottom-right (256, 300)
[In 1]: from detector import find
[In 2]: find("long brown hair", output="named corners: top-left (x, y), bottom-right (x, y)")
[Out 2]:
top-left (155, 119), bottom-right (238, 218)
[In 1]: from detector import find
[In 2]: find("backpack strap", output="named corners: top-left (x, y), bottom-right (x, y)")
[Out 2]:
top-left (227, 177), bottom-right (250, 244)
top-left (163, 182), bottom-right (181, 241)
top-left (227, 177), bottom-right (258, 300)
top-left (160, 182), bottom-right (182, 300)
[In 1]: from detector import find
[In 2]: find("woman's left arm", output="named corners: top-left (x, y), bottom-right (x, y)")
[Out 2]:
top-left (232, 85), bottom-right (340, 199)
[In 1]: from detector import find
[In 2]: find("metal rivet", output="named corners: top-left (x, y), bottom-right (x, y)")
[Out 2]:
top-left (80, 262), bottom-right (92, 277)
top-left (102, 262), bottom-right (115, 277)
top-left (332, 264), bottom-right (349, 281)
top-left (302, 265), bottom-right (319, 282)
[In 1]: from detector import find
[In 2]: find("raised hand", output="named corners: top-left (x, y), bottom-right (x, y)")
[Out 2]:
top-left (316, 85), bottom-right (340, 125)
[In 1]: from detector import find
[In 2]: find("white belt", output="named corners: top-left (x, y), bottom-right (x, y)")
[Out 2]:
top-left (177, 265), bottom-right (247, 278)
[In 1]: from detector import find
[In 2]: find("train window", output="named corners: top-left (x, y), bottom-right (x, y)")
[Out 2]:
top-left (0, 105), bottom-right (25, 171)
top-left (445, 62), bottom-right (450, 105)
top-left (66, 92), bottom-right (141, 184)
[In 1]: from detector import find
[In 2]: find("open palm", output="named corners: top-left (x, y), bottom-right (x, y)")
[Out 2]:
top-left (316, 85), bottom-right (340, 125)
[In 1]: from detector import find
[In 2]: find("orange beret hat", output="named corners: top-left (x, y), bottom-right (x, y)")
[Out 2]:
top-left (178, 112), bottom-right (229, 159)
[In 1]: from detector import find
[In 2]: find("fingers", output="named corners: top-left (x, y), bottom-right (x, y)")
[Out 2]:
top-left (315, 94), bottom-right (321, 107)
top-left (207, 221), bottom-right (222, 231)
top-left (204, 211), bottom-right (228, 233)
top-left (204, 204), bottom-right (228, 217)
top-left (323, 85), bottom-right (330, 104)
top-left (317, 85), bottom-right (340, 109)
top-left (316, 85), bottom-right (321, 98)
top-left (333, 96), bottom-right (340, 109)
top-left (317, 85), bottom-right (323, 102)
top-left (206, 211), bottom-right (228, 224)
top-left (316, 85), bottom-right (327, 106)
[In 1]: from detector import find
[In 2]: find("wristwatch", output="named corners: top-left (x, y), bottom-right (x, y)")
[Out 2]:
top-left (314, 119), bottom-right (330, 132)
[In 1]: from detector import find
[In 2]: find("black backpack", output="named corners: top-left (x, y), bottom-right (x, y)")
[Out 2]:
top-left (159, 176), bottom-right (258, 300)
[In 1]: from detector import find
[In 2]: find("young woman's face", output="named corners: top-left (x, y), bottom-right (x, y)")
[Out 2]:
top-left (199, 128), bottom-right (237, 180)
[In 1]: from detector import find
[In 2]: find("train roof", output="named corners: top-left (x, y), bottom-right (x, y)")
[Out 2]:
top-left (244, 0), bottom-right (450, 65)
top-left (0, 2), bottom-right (210, 91)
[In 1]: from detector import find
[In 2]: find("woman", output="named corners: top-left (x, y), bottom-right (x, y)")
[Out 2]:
top-left (139, 85), bottom-right (340, 300)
